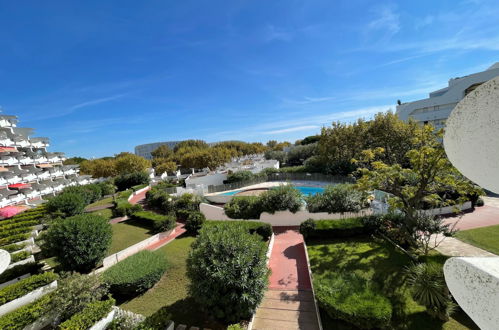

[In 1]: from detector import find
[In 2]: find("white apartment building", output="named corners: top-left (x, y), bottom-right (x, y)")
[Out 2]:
top-left (396, 62), bottom-right (499, 128)
top-left (0, 113), bottom-right (89, 209)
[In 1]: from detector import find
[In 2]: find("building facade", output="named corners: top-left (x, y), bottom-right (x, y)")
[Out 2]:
top-left (0, 113), bottom-right (89, 209)
top-left (396, 62), bottom-right (499, 128)
top-left (134, 141), bottom-right (183, 160)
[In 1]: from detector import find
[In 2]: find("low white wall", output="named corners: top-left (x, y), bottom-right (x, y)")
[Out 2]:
top-left (101, 228), bottom-right (174, 270)
top-left (204, 195), bottom-right (233, 204)
top-left (186, 172), bottom-right (227, 188)
top-left (0, 273), bottom-right (30, 289)
top-left (373, 201), bottom-right (473, 216)
top-left (200, 203), bottom-right (372, 226)
top-left (7, 255), bottom-right (35, 270)
top-left (0, 280), bottom-right (57, 317)
top-left (127, 186), bottom-right (151, 202)
top-left (90, 308), bottom-right (116, 330)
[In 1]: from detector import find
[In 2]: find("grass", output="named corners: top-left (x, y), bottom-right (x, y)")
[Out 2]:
top-left (455, 225), bottom-right (499, 255)
top-left (119, 235), bottom-right (224, 329)
top-left (108, 220), bottom-right (153, 255)
top-left (85, 196), bottom-right (114, 209)
top-left (307, 237), bottom-right (478, 330)
top-left (91, 209), bottom-right (114, 221)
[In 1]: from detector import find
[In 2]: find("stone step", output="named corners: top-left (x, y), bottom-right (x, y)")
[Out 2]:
top-left (252, 316), bottom-right (319, 330)
top-left (259, 298), bottom-right (316, 312)
top-left (255, 308), bottom-right (318, 323)
top-left (264, 289), bottom-right (314, 302)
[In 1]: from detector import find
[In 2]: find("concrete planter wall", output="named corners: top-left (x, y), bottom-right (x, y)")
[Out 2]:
top-left (89, 308), bottom-right (116, 330)
top-left (101, 228), bottom-right (174, 270)
top-left (127, 186), bottom-right (150, 202)
top-left (0, 273), bottom-right (31, 289)
top-left (0, 280), bottom-right (57, 317)
top-left (7, 255), bottom-right (36, 270)
top-left (200, 203), bottom-right (372, 226)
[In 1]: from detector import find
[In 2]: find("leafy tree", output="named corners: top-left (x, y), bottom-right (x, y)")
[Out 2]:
top-left (151, 145), bottom-right (173, 159)
top-left (79, 158), bottom-right (117, 178)
top-left (264, 150), bottom-right (287, 164)
top-left (187, 224), bottom-right (268, 323)
top-left (286, 143), bottom-right (317, 166)
top-left (115, 154), bottom-right (151, 175)
top-left (63, 157), bottom-right (87, 165)
top-left (173, 139), bottom-right (209, 152)
top-left (114, 171), bottom-right (150, 191)
top-left (356, 125), bottom-right (482, 247)
top-left (152, 159), bottom-right (177, 175)
top-left (225, 170), bottom-right (258, 184)
top-left (42, 214), bottom-right (112, 272)
top-left (301, 135), bottom-right (320, 145)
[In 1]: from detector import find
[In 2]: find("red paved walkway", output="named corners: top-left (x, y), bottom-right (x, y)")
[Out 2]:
top-left (128, 186), bottom-right (150, 205)
top-left (146, 222), bottom-right (186, 251)
top-left (268, 226), bottom-right (312, 291)
top-left (444, 205), bottom-right (499, 230)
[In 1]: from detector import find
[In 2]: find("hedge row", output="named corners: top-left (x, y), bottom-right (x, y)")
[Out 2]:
top-left (0, 226), bottom-right (34, 239)
top-left (103, 251), bottom-right (168, 296)
top-left (0, 220), bottom-right (38, 232)
top-left (204, 220), bottom-right (272, 241)
top-left (305, 184), bottom-right (367, 213)
top-left (0, 262), bottom-right (41, 285)
top-left (0, 272), bottom-right (58, 305)
top-left (299, 217), bottom-right (376, 239)
top-left (59, 298), bottom-right (115, 330)
top-left (315, 274), bottom-right (392, 329)
top-left (10, 250), bottom-right (31, 263)
top-left (0, 242), bottom-right (27, 253)
top-left (112, 201), bottom-right (142, 217)
top-left (0, 233), bottom-right (30, 247)
top-left (0, 214), bottom-right (43, 226)
top-left (131, 211), bottom-right (176, 233)
top-left (0, 292), bottom-right (51, 330)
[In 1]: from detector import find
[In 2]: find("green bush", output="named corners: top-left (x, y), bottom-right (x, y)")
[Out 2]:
top-left (59, 298), bottom-right (115, 330)
top-left (185, 211), bottom-right (205, 234)
top-left (175, 209), bottom-right (192, 221)
top-left (187, 224), bottom-right (268, 323)
top-left (10, 250), bottom-right (30, 263)
top-left (0, 227), bottom-right (33, 239)
top-left (145, 188), bottom-right (174, 213)
top-left (0, 220), bottom-right (38, 232)
top-left (0, 293), bottom-right (51, 330)
top-left (306, 184), bottom-right (366, 213)
top-left (62, 184), bottom-right (103, 205)
top-left (224, 170), bottom-right (263, 184)
top-left (115, 172), bottom-right (150, 191)
top-left (476, 197), bottom-right (484, 207)
top-left (46, 192), bottom-right (86, 217)
top-left (132, 211), bottom-right (176, 233)
top-left (103, 251), bottom-right (168, 297)
top-left (0, 233), bottom-right (30, 246)
top-left (260, 185), bottom-right (302, 214)
top-left (113, 202), bottom-right (143, 217)
top-left (304, 217), bottom-right (373, 239)
top-left (0, 242), bottom-right (27, 253)
top-left (42, 214), bottom-right (112, 272)
top-left (299, 219), bottom-right (316, 239)
top-left (0, 262), bottom-right (41, 285)
top-left (174, 193), bottom-right (201, 212)
top-left (204, 221), bottom-right (272, 241)
top-left (0, 272), bottom-right (58, 305)
top-left (227, 324), bottom-right (245, 330)
top-left (315, 274), bottom-right (392, 329)
top-left (99, 181), bottom-right (116, 196)
top-left (224, 196), bottom-right (262, 219)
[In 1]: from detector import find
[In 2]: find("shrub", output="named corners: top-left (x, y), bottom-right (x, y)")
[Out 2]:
top-left (0, 220), bottom-right (38, 232)
top-left (0, 227), bottom-right (33, 239)
top-left (304, 217), bottom-right (372, 239)
top-left (103, 250), bottom-right (168, 297)
top-left (260, 185), bottom-right (302, 214)
top-left (224, 170), bottom-right (260, 184)
top-left (115, 172), bottom-right (150, 191)
top-left (0, 242), bottom-right (27, 253)
top-left (175, 209), bottom-right (192, 221)
top-left (224, 196), bottom-right (262, 219)
top-left (204, 221), bottom-right (272, 241)
top-left (0, 233), bottom-right (30, 246)
top-left (0, 262), bottom-right (41, 284)
top-left (306, 184), bottom-right (366, 213)
top-left (315, 274), bottom-right (392, 329)
top-left (10, 250), bottom-right (30, 263)
top-left (132, 211), bottom-right (176, 233)
top-left (476, 197), bottom-right (484, 207)
top-left (185, 211), bottom-right (205, 234)
top-left (63, 184), bottom-right (103, 205)
top-left (113, 202), bottom-right (143, 217)
top-left (59, 298), bottom-right (115, 330)
top-left (299, 219), bottom-right (316, 239)
top-left (187, 224), bottom-right (268, 323)
top-left (0, 293), bottom-right (51, 330)
top-left (99, 182), bottom-right (116, 196)
top-left (227, 324), bottom-right (245, 330)
top-left (42, 214), bottom-right (112, 272)
top-left (146, 188), bottom-right (174, 213)
top-left (0, 272), bottom-right (58, 305)
top-left (174, 193), bottom-right (201, 212)
top-left (46, 192), bottom-right (86, 217)
top-left (48, 272), bottom-right (108, 323)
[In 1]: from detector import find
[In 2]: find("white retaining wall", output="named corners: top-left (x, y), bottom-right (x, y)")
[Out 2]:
top-left (90, 308), bottom-right (116, 330)
top-left (127, 186), bottom-right (151, 202)
top-left (101, 228), bottom-right (174, 270)
top-left (0, 280), bottom-right (57, 317)
top-left (0, 273), bottom-right (30, 289)
top-left (200, 203), bottom-right (372, 226)
top-left (7, 255), bottom-right (35, 270)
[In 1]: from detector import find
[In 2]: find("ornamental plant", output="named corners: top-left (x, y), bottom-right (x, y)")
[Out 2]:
top-left (185, 211), bottom-right (205, 234)
top-left (46, 192), bottom-right (86, 218)
top-left (187, 224), bottom-right (268, 323)
top-left (306, 184), bottom-right (366, 213)
top-left (42, 214), bottom-right (112, 272)
top-left (259, 184), bottom-right (302, 214)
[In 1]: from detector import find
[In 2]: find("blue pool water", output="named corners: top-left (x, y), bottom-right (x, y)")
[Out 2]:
top-left (221, 186), bottom-right (324, 196)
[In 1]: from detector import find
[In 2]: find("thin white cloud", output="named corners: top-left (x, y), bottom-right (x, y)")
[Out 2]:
top-left (283, 96), bottom-right (335, 105)
top-left (69, 94), bottom-right (125, 111)
top-left (263, 25), bottom-right (293, 42)
top-left (366, 5), bottom-right (400, 40)
top-left (264, 125), bottom-right (319, 135)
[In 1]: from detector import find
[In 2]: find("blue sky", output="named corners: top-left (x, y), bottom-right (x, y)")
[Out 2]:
top-left (1, 0), bottom-right (498, 158)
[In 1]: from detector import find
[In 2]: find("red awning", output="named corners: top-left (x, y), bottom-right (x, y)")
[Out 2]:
top-left (0, 147), bottom-right (17, 152)
top-left (8, 183), bottom-right (31, 189)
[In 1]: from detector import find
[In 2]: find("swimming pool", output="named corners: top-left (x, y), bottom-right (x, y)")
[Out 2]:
top-left (220, 186), bottom-right (325, 196)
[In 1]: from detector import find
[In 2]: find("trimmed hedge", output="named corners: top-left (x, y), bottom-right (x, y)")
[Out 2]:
top-left (0, 242), bottom-right (27, 253)
top-left (0, 220), bottom-right (38, 232)
top-left (0, 233), bottom-right (30, 246)
top-left (114, 172), bottom-right (150, 191)
top-left (185, 211), bottom-right (205, 234)
top-left (10, 250), bottom-right (31, 263)
top-left (0, 292), bottom-right (51, 330)
top-left (301, 216), bottom-right (376, 239)
top-left (315, 274), bottom-right (392, 329)
top-left (59, 298), bottom-right (115, 330)
top-left (306, 184), bottom-right (366, 213)
top-left (224, 197), bottom-right (262, 220)
top-left (0, 227), bottom-right (34, 239)
top-left (103, 250), bottom-right (168, 296)
top-left (112, 201), bottom-right (142, 217)
top-left (131, 211), bottom-right (176, 233)
top-left (0, 272), bottom-right (57, 305)
top-left (46, 192), bottom-right (86, 217)
top-left (0, 262), bottom-right (41, 284)
top-left (204, 221), bottom-right (272, 241)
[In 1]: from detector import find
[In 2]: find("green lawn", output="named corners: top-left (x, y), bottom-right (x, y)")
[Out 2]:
top-left (85, 196), bottom-right (114, 209)
top-left (119, 235), bottom-right (224, 329)
top-left (91, 208), bottom-right (114, 221)
top-left (455, 225), bottom-right (499, 255)
top-left (108, 220), bottom-right (153, 255)
top-left (307, 237), bottom-right (478, 330)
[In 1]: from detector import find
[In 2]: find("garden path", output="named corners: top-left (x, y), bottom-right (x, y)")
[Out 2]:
top-left (443, 205), bottom-right (499, 230)
top-left (129, 186), bottom-right (151, 204)
top-left (252, 227), bottom-right (320, 330)
top-left (146, 222), bottom-right (186, 251)
top-left (434, 234), bottom-right (496, 257)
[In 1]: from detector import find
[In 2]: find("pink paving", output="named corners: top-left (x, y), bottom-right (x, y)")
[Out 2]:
top-left (146, 222), bottom-right (187, 251)
top-left (268, 226), bottom-right (312, 291)
top-left (128, 186), bottom-right (150, 205)
top-left (443, 205), bottom-right (499, 230)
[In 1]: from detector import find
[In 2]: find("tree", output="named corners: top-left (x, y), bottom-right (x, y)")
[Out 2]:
top-left (187, 224), bottom-right (268, 323)
top-left (286, 143), bottom-right (317, 166)
top-left (114, 154), bottom-right (151, 175)
top-left (42, 214), bottom-right (112, 272)
top-left (264, 150), bottom-right (287, 164)
top-left (153, 160), bottom-right (177, 175)
top-left (300, 135), bottom-right (320, 145)
top-left (79, 158), bottom-right (117, 178)
top-left (356, 125), bottom-right (482, 247)
top-left (151, 145), bottom-right (173, 159)
top-left (63, 157), bottom-right (87, 165)
top-left (173, 139), bottom-right (209, 152)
